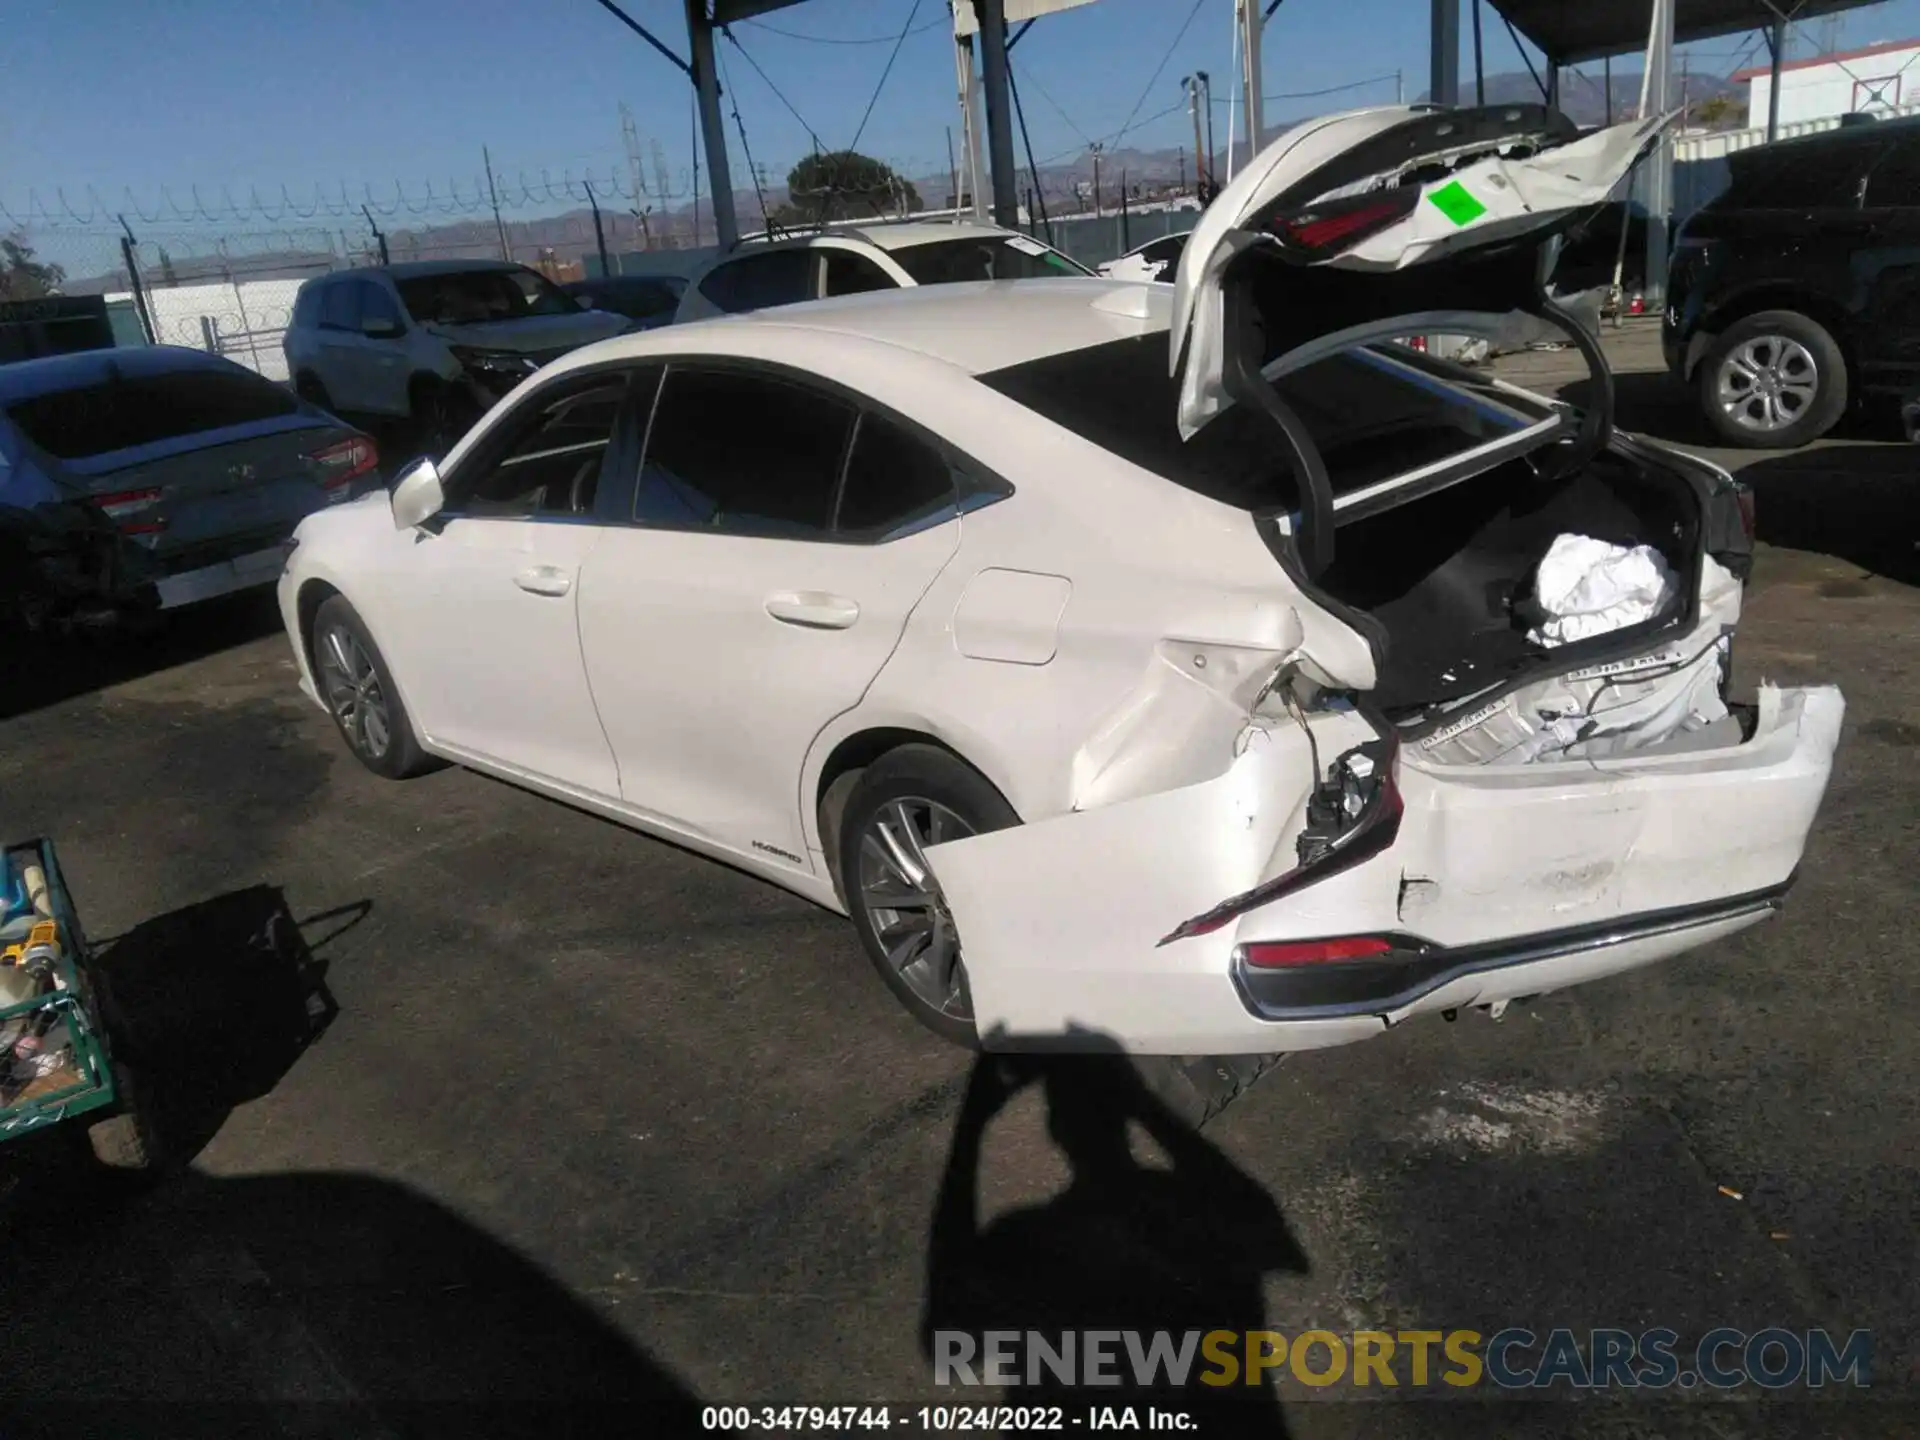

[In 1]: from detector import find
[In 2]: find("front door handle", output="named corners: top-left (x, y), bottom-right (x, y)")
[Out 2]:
top-left (764, 591), bottom-right (859, 629)
top-left (514, 565), bottom-right (573, 597)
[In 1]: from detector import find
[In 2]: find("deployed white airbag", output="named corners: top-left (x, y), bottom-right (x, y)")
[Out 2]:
top-left (1528, 533), bottom-right (1676, 648)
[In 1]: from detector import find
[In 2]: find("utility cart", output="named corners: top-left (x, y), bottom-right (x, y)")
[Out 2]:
top-left (1, 837), bottom-right (156, 1172)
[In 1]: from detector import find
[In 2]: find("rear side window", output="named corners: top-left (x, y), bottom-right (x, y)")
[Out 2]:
top-left (292, 283), bottom-right (325, 330)
top-left (320, 283), bottom-right (362, 332)
top-left (1720, 141), bottom-right (1880, 209)
top-left (1865, 140), bottom-right (1920, 209)
top-left (835, 413), bottom-right (954, 538)
top-left (980, 333), bottom-right (1549, 513)
top-left (697, 250), bottom-right (814, 314)
top-left (635, 367), bottom-right (853, 536)
top-left (6, 366), bottom-right (300, 460)
top-left (823, 250), bottom-right (898, 297)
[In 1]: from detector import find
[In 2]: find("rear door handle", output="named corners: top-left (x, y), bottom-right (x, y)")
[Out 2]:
top-left (764, 591), bottom-right (859, 629)
top-left (514, 565), bottom-right (573, 597)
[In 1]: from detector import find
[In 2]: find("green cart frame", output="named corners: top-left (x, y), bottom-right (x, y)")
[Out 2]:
top-left (0, 838), bottom-right (140, 1160)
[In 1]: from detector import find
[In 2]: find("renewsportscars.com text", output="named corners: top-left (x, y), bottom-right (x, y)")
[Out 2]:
top-left (932, 1327), bottom-right (1873, 1391)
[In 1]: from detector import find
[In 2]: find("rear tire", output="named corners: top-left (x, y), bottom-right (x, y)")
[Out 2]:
top-left (85, 1062), bottom-right (161, 1174)
top-left (1699, 310), bottom-right (1847, 449)
top-left (310, 595), bottom-right (438, 780)
top-left (838, 745), bottom-right (1018, 1048)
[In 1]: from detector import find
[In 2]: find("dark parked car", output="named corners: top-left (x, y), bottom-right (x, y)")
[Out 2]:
top-left (0, 346), bottom-right (379, 633)
top-left (1664, 115), bottom-right (1920, 447)
top-left (560, 274), bottom-right (686, 329)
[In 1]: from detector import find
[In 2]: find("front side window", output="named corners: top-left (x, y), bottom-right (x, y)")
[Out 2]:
top-left (696, 249), bottom-right (816, 314)
top-left (446, 376), bottom-right (627, 518)
top-left (395, 267), bottom-right (583, 326)
top-left (635, 367), bottom-right (853, 537)
top-left (891, 236), bottom-right (1091, 285)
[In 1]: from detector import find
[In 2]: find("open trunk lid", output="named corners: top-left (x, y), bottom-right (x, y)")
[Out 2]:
top-left (1169, 106), bottom-right (1675, 586)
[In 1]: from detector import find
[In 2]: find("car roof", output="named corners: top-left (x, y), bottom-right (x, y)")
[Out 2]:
top-left (1742, 113), bottom-right (1920, 162)
top-left (0, 344), bottom-right (258, 406)
top-left (310, 259), bottom-right (528, 285)
top-left (730, 220), bottom-right (1039, 254)
top-left (573, 279), bottom-right (1171, 378)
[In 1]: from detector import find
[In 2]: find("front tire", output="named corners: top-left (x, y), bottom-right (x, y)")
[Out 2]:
top-left (294, 372), bottom-right (334, 412)
top-left (310, 595), bottom-right (437, 779)
top-left (1699, 309), bottom-right (1847, 448)
top-left (838, 745), bottom-right (1018, 1047)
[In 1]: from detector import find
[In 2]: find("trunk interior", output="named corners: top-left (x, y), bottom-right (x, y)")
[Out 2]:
top-left (1313, 448), bottom-right (1701, 716)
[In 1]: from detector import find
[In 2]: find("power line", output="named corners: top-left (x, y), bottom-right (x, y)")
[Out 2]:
top-left (849, 0), bottom-right (926, 154)
top-left (744, 14), bottom-right (945, 45)
top-left (1102, 0), bottom-right (1209, 148)
top-left (1015, 62), bottom-right (1094, 147)
top-left (722, 29), bottom-right (824, 152)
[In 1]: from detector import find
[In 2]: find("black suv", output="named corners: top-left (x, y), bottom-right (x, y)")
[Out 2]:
top-left (1665, 115), bottom-right (1920, 447)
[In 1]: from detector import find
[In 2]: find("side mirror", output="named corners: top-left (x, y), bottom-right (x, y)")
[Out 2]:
top-left (363, 316), bottom-right (403, 340)
top-left (389, 457), bottom-right (445, 530)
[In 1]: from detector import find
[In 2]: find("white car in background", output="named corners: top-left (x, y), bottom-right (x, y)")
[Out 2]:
top-left (673, 220), bottom-right (1093, 322)
top-left (280, 105), bottom-right (1840, 1064)
top-left (1097, 230), bottom-right (1191, 283)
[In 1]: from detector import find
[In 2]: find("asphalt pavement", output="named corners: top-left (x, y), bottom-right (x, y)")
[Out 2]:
top-left (0, 328), bottom-right (1915, 1437)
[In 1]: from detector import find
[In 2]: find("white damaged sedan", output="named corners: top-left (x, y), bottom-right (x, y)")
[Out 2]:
top-left (280, 104), bottom-right (1841, 1059)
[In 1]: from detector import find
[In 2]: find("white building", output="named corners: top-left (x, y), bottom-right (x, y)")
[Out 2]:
top-left (1736, 37), bottom-right (1920, 128)
top-left (105, 277), bottom-right (310, 382)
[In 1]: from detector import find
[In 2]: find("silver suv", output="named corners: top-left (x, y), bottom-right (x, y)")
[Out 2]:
top-left (674, 221), bottom-right (1092, 323)
top-left (284, 261), bottom-right (628, 449)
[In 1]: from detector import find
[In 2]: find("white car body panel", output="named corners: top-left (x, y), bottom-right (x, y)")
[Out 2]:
top-left (278, 108), bottom-right (1842, 1058)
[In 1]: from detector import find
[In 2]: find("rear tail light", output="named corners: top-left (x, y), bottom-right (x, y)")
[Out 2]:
top-left (310, 435), bottom-right (380, 493)
top-left (1736, 486), bottom-right (1757, 541)
top-left (1239, 936), bottom-right (1395, 968)
top-left (90, 486), bottom-right (165, 535)
top-left (1159, 738), bottom-right (1404, 945)
top-left (1263, 186), bottom-right (1421, 258)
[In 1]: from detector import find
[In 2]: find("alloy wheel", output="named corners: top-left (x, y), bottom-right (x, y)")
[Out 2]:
top-left (857, 798), bottom-right (976, 1021)
top-left (317, 623), bottom-right (393, 760)
top-left (1715, 335), bottom-right (1820, 435)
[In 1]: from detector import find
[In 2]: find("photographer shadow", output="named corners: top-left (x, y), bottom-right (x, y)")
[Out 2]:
top-left (922, 1032), bottom-right (1304, 1434)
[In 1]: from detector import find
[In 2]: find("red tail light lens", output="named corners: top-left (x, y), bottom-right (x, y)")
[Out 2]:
top-left (1239, 936), bottom-right (1395, 968)
top-left (90, 486), bottom-right (165, 535)
top-left (310, 435), bottom-right (380, 492)
top-left (1265, 187), bottom-right (1421, 256)
top-left (1735, 487), bottom-right (1756, 542)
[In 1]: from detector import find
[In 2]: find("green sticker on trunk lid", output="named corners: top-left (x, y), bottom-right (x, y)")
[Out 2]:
top-left (1428, 180), bottom-right (1487, 226)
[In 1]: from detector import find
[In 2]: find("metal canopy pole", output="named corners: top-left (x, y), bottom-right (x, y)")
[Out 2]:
top-left (1430, 0), bottom-right (1460, 106)
top-left (686, 0), bottom-right (738, 249)
top-left (975, 0), bottom-right (1020, 228)
top-left (954, 32), bottom-right (991, 221)
top-left (1642, 0), bottom-right (1676, 308)
top-left (1765, 17), bottom-right (1788, 141)
top-left (1238, 0), bottom-right (1265, 157)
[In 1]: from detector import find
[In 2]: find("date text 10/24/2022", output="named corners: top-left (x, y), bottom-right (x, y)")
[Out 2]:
top-left (702, 1407), bottom-right (1194, 1432)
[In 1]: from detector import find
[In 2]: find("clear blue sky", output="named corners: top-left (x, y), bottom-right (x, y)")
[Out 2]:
top-left (7, 0), bottom-right (1919, 240)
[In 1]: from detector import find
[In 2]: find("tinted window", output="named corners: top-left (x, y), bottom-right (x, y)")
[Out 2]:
top-left (1865, 139), bottom-right (1920, 209)
top-left (697, 249), bottom-right (815, 313)
top-left (292, 283), bottom-right (325, 330)
top-left (1142, 236), bottom-right (1187, 264)
top-left (823, 250), bottom-right (898, 297)
top-left (395, 267), bottom-right (582, 325)
top-left (359, 281), bottom-right (403, 331)
top-left (571, 277), bottom-right (683, 321)
top-left (635, 367), bottom-right (852, 536)
top-left (451, 377), bottom-right (627, 518)
top-left (890, 236), bottom-right (1091, 285)
top-left (1722, 140), bottom-right (1882, 209)
top-left (980, 333), bottom-right (1549, 511)
top-left (320, 282), bottom-right (361, 333)
top-left (5, 365), bottom-right (301, 460)
top-left (835, 413), bottom-right (954, 539)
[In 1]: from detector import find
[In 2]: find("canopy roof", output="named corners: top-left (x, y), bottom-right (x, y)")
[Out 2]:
top-left (1488, 0), bottom-right (1886, 65)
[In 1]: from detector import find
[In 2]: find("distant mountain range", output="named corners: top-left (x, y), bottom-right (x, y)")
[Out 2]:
top-left (67, 70), bottom-right (1742, 292)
